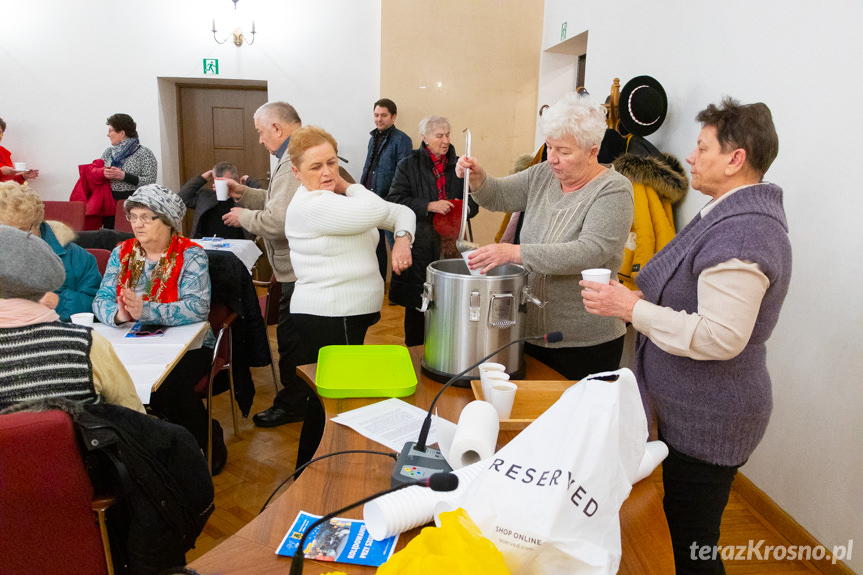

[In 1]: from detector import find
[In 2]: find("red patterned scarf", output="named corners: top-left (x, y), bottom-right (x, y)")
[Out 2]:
top-left (116, 234), bottom-right (198, 303)
top-left (423, 142), bottom-right (448, 200)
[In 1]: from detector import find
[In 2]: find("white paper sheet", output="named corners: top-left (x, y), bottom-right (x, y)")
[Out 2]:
top-left (197, 238), bottom-right (262, 273)
top-left (125, 365), bottom-right (168, 403)
top-left (331, 398), bottom-right (457, 452)
top-left (92, 322), bottom-right (207, 402)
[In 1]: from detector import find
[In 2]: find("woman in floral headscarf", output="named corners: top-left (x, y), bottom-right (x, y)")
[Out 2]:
top-left (93, 184), bottom-right (228, 473)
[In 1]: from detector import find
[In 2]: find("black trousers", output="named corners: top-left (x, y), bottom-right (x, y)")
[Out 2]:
top-left (524, 335), bottom-right (624, 380)
top-left (148, 347), bottom-right (212, 450)
top-left (271, 282), bottom-right (312, 413)
top-left (662, 441), bottom-right (740, 575)
top-left (403, 306), bottom-right (425, 347)
top-left (292, 312), bottom-right (380, 470)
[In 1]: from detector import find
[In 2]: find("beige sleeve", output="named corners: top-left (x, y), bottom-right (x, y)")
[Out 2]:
top-left (237, 172), bottom-right (300, 240)
top-left (240, 186), bottom-right (267, 211)
top-left (90, 331), bottom-right (147, 414)
top-left (631, 259), bottom-right (770, 361)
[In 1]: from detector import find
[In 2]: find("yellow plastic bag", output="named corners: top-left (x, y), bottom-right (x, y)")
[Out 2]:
top-left (376, 508), bottom-right (510, 574)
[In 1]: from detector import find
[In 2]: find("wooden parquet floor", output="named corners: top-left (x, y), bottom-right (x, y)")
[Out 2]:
top-left (187, 298), bottom-right (827, 574)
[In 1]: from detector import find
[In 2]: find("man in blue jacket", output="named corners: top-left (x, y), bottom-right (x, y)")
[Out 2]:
top-left (360, 98), bottom-right (413, 281)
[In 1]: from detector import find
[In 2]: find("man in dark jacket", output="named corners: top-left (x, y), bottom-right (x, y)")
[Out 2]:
top-left (360, 98), bottom-right (413, 280)
top-left (178, 161), bottom-right (260, 239)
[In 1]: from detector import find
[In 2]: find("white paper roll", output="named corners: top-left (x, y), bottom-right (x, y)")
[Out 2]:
top-left (364, 461), bottom-right (485, 541)
top-left (447, 400), bottom-right (499, 469)
top-left (632, 440), bottom-right (669, 483)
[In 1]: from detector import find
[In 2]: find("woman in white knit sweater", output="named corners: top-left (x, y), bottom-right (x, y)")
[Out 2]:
top-left (284, 125), bottom-right (416, 466)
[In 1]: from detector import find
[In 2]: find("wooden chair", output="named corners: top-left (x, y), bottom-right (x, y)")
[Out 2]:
top-left (252, 274), bottom-right (281, 393)
top-left (43, 200), bottom-right (86, 231)
top-left (113, 201), bottom-right (133, 233)
top-left (86, 248), bottom-right (113, 275)
top-left (0, 410), bottom-right (115, 574)
top-left (195, 303), bottom-right (240, 474)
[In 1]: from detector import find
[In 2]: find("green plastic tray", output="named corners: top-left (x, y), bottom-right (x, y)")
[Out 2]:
top-left (315, 345), bottom-right (418, 399)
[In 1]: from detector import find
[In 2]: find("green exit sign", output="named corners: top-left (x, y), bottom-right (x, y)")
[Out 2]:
top-left (561, 22), bottom-right (567, 41)
top-left (203, 59), bottom-right (219, 75)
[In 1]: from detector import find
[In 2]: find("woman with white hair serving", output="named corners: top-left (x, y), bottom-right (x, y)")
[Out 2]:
top-left (456, 93), bottom-right (634, 379)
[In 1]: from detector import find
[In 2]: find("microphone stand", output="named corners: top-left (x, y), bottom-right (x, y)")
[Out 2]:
top-left (289, 473), bottom-right (457, 575)
top-left (391, 331), bottom-right (562, 486)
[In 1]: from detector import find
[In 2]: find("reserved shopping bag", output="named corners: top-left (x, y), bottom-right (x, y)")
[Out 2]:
top-left (456, 368), bottom-right (648, 574)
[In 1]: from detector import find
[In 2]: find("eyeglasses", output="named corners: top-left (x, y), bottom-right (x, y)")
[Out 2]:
top-left (126, 214), bottom-right (158, 224)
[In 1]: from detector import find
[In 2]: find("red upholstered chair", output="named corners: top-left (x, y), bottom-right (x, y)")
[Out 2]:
top-left (114, 201), bottom-right (133, 233)
top-left (86, 248), bottom-right (113, 275)
top-left (43, 200), bottom-right (86, 231)
top-left (0, 410), bottom-right (114, 574)
top-left (252, 274), bottom-right (281, 393)
top-left (194, 302), bottom-right (240, 473)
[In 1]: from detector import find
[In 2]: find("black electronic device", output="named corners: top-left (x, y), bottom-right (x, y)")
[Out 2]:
top-left (391, 332), bottom-right (563, 487)
top-left (289, 472), bottom-right (458, 575)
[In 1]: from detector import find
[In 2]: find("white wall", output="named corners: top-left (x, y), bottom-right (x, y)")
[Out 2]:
top-left (0, 0), bottom-right (381, 199)
top-left (540, 1), bottom-right (863, 570)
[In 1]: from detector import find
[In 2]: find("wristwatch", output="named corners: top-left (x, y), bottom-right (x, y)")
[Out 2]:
top-left (395, 230), bottom-right (413, 245)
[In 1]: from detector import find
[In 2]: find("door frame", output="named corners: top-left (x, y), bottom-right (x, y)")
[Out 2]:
top-left (156, 77), bottom-right (268, 196)
top-left (175, 82), bottom-right (269, 187)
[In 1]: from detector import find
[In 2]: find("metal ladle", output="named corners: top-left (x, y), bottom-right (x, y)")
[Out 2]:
top-left (456, 128), bottom-right (479, 253)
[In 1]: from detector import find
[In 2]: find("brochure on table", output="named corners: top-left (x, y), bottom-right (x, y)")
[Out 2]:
top-left (277, 510), bottom-right (398, 567)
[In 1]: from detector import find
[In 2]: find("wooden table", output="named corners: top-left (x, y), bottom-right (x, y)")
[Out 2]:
top-left (92, 321), bottom-right (208, 403)
top-left (189, 348), bottom-right (674, 574)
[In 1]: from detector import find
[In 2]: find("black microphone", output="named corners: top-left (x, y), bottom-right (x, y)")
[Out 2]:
top-left (391, 332), bottom-right (563, 487)
top-left (289, 472), bottom-right (458, 575)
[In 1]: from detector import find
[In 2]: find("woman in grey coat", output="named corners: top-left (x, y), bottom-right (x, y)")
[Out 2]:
top-left (456, 93), bottom-right (634, 379)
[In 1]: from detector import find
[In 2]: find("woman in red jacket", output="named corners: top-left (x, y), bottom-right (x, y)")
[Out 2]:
top-left (0, 118), bottom-right (39, 183)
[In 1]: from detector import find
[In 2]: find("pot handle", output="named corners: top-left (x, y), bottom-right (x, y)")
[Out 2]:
top-left (521, 285), bottom-right (546, 310)
top-left (419, 281), bottom-right (433, 312)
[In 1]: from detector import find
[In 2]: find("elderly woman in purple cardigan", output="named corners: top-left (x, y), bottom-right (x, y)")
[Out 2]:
top-left (580, 97), bottom-right (792, 575)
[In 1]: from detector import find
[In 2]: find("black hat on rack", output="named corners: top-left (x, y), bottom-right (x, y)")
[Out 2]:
top-left (618, 76), bottom-right (667, 137)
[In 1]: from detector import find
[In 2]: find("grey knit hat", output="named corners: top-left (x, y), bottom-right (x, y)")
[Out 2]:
top-left (0, 225), bottom-right (65, 301)
top-left (125, 184), bottom-right (186, 231)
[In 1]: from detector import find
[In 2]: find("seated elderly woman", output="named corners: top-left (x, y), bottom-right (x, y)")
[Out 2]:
top-left (284, 125), bottom-right (416, 467)
top-left (456, 93), bottom-right (634, 380)
top-left (0, 182), bottom-right (101, 321)
top-left (92, 184), bottom-right (227, 473)
top-left (0, 225), bottom-right (144, 413)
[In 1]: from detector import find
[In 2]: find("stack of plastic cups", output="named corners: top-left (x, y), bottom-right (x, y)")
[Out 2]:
top-left (364, 462), bottom-right (485, 541)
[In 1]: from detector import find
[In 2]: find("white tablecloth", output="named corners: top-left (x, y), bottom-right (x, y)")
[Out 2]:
top-left (92, 321), bottom-right (208, 403)
top-left (196, 238), bottom-right (262, 273)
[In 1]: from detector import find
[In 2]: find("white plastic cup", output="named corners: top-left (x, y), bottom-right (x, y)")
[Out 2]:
top-left (582, 268), bottom-right (611, 290)
top-left (461, 249), bottom-right (482, 276)
top-left (13, 162), bottom-right (26, 171)
top-left (478, 362), bottom-right (505, 376)
top-left (486, 381), bottom-right (518, 420)
top-left (70, 312), bottom-right (94, 327)
top-left (214, 179), bottom-right (229, 201)
top-left (480, 370), bottom-right (510, 403)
